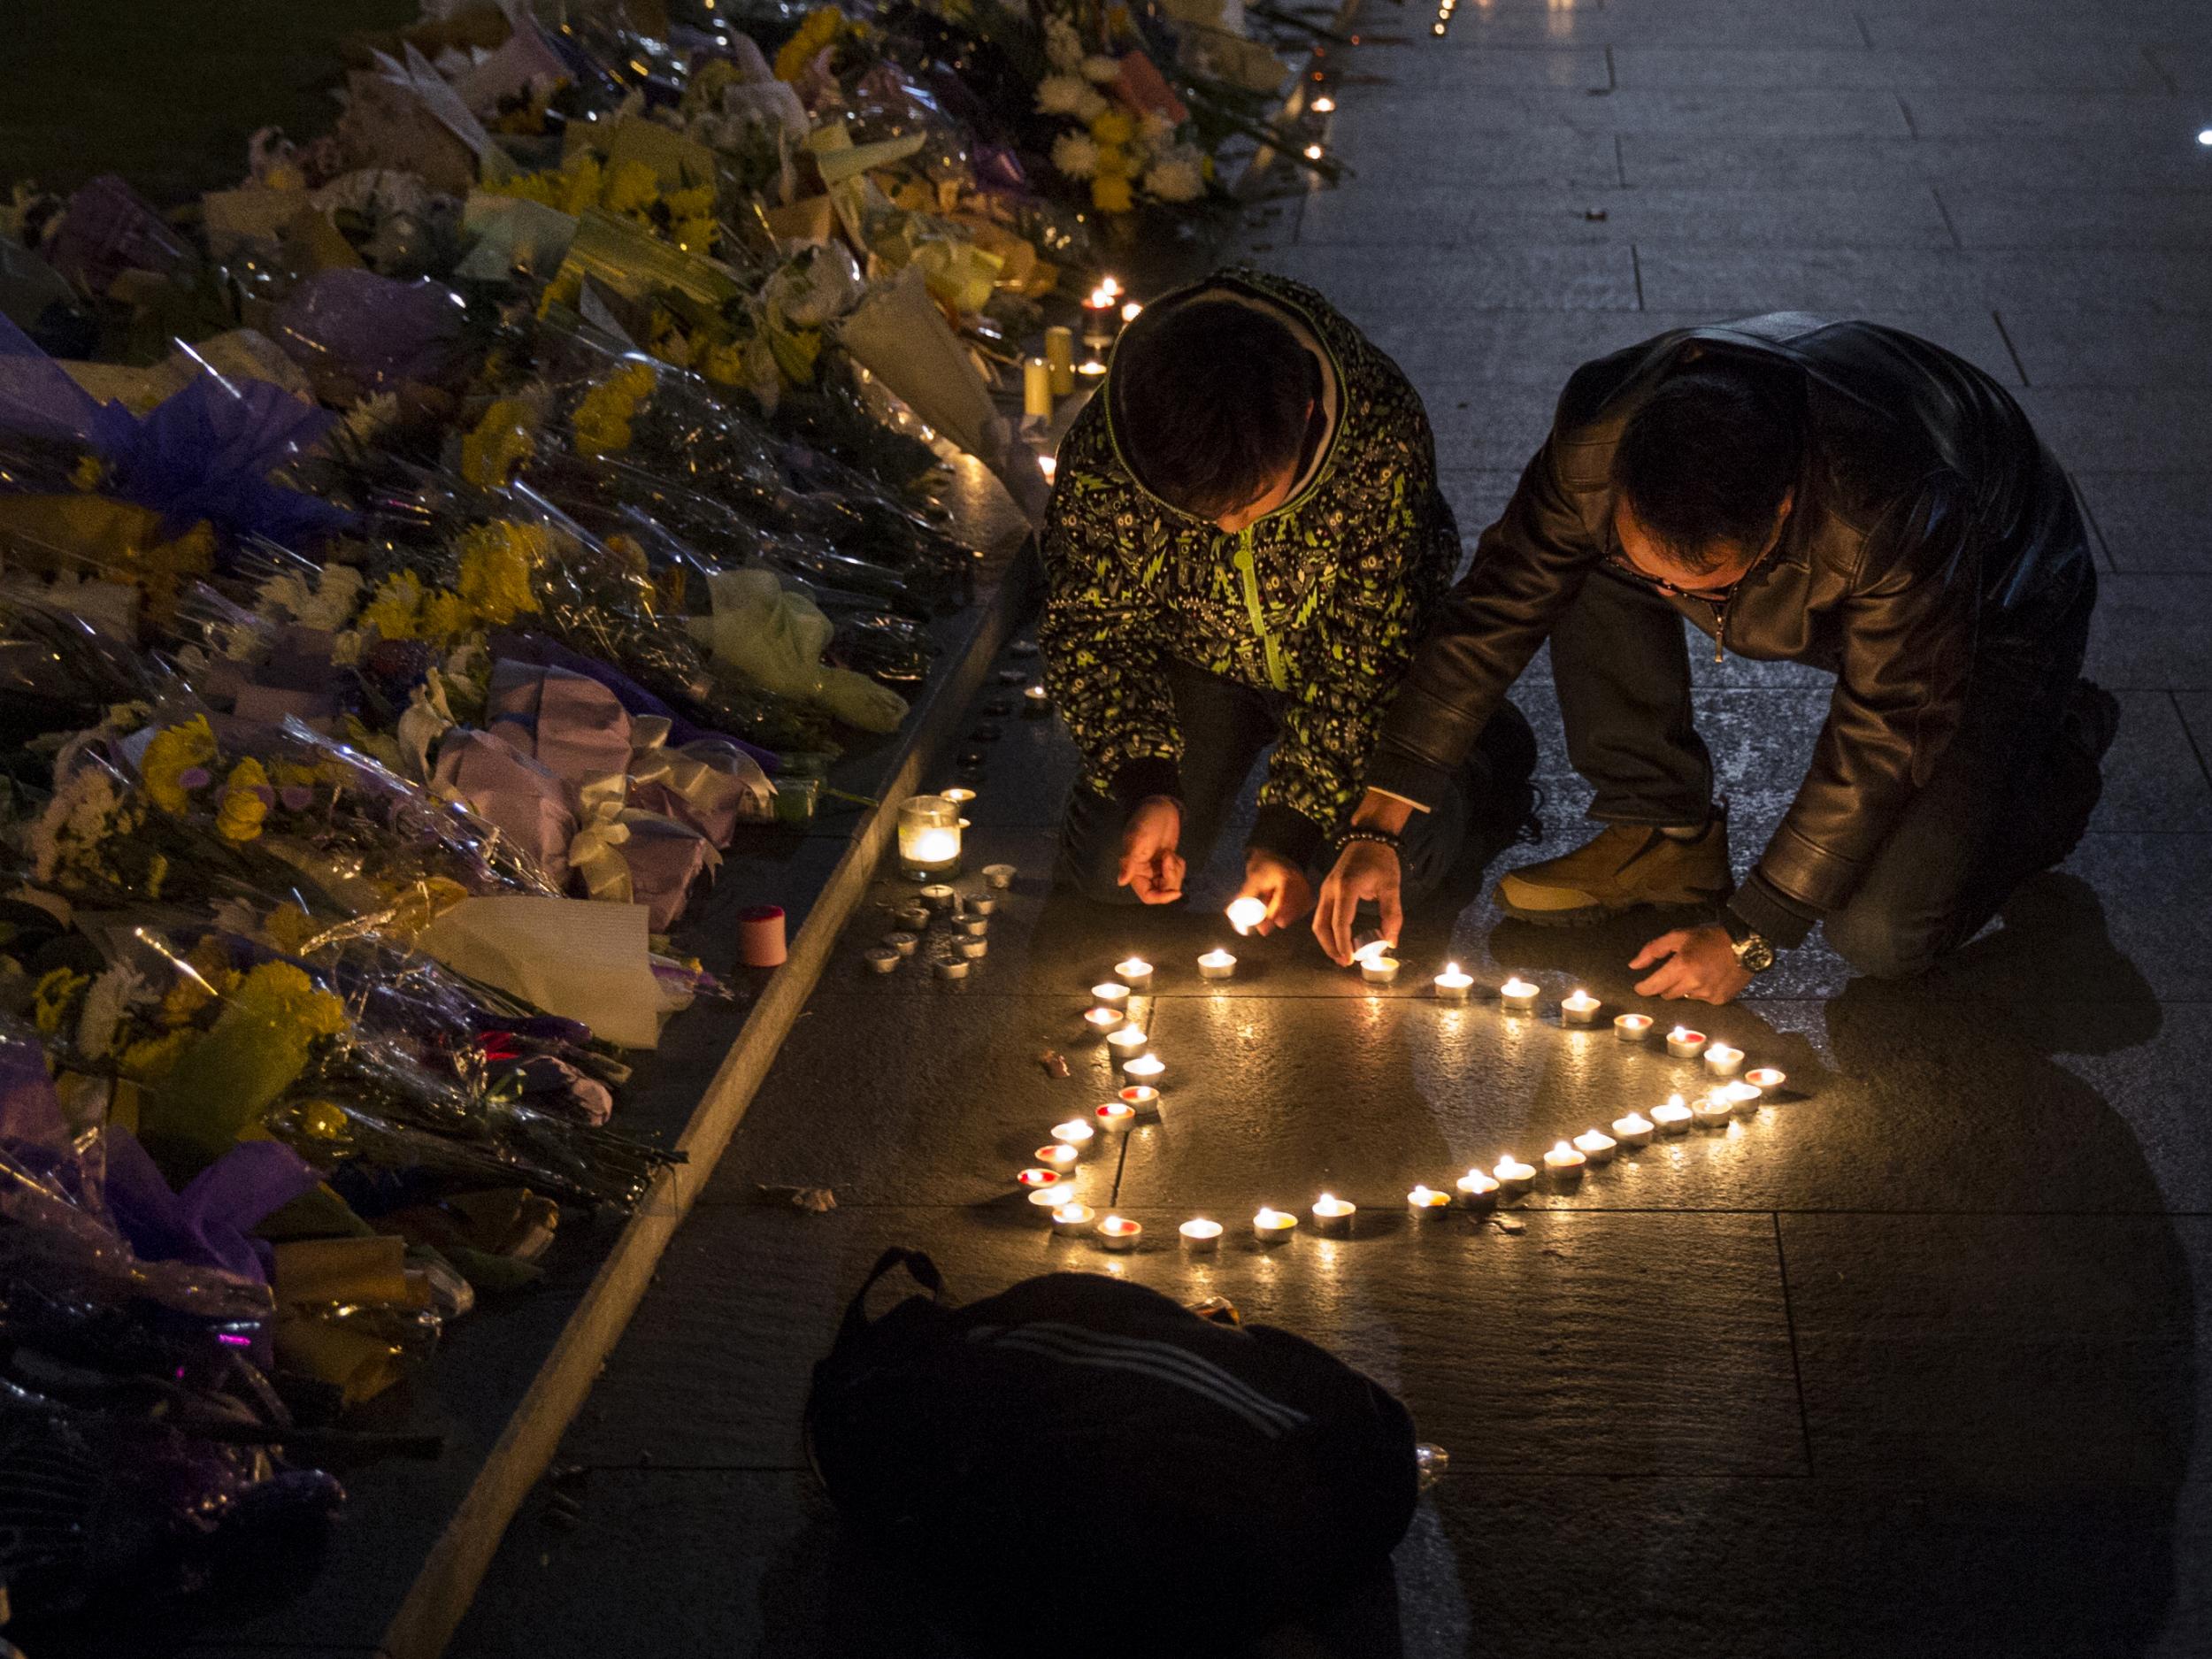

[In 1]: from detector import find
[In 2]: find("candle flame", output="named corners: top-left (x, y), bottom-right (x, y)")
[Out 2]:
top-left (1226, 895), bottom-right (1267, 934)
top-left (1550, 1141), bottom-right (1574, 1156)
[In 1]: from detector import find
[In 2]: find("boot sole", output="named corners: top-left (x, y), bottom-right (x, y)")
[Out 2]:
top-left (1498, 894), bottom-right (1728, 928)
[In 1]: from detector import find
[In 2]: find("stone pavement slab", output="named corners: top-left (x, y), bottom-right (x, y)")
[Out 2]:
top-left (2078, 473), bottom-right (2212, 572)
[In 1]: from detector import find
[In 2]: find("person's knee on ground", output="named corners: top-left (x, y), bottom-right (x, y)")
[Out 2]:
top-left (1824, 905), bottom-right (1948, 981)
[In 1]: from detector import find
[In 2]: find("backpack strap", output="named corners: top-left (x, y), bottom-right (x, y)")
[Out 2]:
top-left (837, 1246), bottom-right (943, 1344)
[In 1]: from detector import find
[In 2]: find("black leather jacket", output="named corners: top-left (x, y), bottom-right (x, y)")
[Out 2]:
top-left (1365, 313), bottom-right (2097, 929)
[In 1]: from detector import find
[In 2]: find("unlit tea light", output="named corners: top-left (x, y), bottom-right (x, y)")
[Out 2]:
top-left (1097, 1216), bottom-right (1143, 1252)
top-left (1254, 1206), bottom-right (1301, 1243)
top-left (1561, 989), bottom-right (1601, 1025)
top-left (982, 864), bottom-right (1018, 889)
top-left (1310, 1194), bottom-right (1357, 1236)
top-left (1615, 1013), bottom-right (1654, 1042)
top-left (1434, 963), bottom-right (1474, 1003)
top-left (1113, 957), bottom-right (1155, 991)
top-left (1500, 976), bottom-right (1540, 1012)
top-left (1198, 949), bottom-right (1238, 981)
top-left (864, 947), bottom-right (901, 974)
top-left (1226, 896), bottom-right (1268, 936)
top-left (1666, 1025), bottom-right (1709, 1059)
top-left (1704, 1042), bottom-right (1746, 1077)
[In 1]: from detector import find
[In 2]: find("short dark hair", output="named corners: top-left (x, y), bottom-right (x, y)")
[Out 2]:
top-left (1112, 297), bottom-right (1316, 519)
top-left (1611, 363), bottom-right (1801, 573)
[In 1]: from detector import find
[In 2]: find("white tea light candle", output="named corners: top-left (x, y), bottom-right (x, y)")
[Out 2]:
top-left (1035, 1144), bottom-right (1079, 1171)
top-left (1121, 1053), bottom-right (1166, 1085)
top-left (1197, 949), bottom-right (1237, 981)
top-left (1050, 1118), bottom-right (1097, 1150)
top-left (1029, 1185), bottom-right (1077, 1213)
top-left (1112, 957), bottom-right (1154, 992)
top-left (1023, 684), bottom-right (1051, 716)
top-left (1050, 1202), bottom-right (1095, 1236)
top-left (1615, 1012), bottom-right (1654, 1042)
top-left (1310, 1194), bottom-right (1357, 1236)
top-left (1093, 981), bottom-right (1132, 1010)
top-left (1254, 1206), bottom-right (1301, 1244)
top-left (1361, 956), bottom-right (1401, 986)
top-left (1612, 1111), bottom-right (1655, 1147)
top-left (1456, 1168), bottom-right (1501, 1207)
top-left (1573, 1128), bottom-right (1618, 1163)
top-left (1408, 1184), bottom-right (1453, 1213)
top-left (1666, 1025), bottom-right (1709, 1059)
top-left (1723, 1080), bottom-right (1763, 1110)
top-left (1106, 1025), bottom-right (1148, 1057)
top-left (1084, 1006), bottom-right (1125, 1034)
top-left (1652, 1094), bottom-right (1694, 1133)
top-left (1433, 963), bottom-right (1474, 1003)
top-left (1226, 896), bottom-right (1268, 936)
top-left (1494, 1155), bottom-right (1537, 1195)
top-left (1543, 1140), bottom-right (1586, 1176)
top-left (1094, 1101), bottom-right (1136, 1133)
top-left (1693, 1093), bottom-right (1734, 1126)
top-left (1704, 1042), bottom-right (1746, 1077)
top-left (1561, 989), bottom-right (1601, 1025)
top-left (1179, 1217), bottom-right (1224, 1251)
top-left (1746, 1067), bottom-right (1787, 1092)
top-left (1500, 976), bottom-right (1540, 1011)
top-left (1118, 1085), bottom-right (1162, 1118)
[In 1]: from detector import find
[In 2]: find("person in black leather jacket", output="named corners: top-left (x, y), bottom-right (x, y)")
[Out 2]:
top-left (1310, 314), bottom-right (2114, 1003)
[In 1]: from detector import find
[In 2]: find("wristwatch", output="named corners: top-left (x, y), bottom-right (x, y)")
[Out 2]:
top-left (1725, 925), bottom-right (1776, 975)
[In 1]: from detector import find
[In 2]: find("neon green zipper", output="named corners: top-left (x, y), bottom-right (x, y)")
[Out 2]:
top-left (1234, 527), bottom-right (1288, 691)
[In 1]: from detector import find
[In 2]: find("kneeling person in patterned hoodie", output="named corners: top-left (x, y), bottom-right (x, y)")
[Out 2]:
top-left (1041, 267), bottom-right (1535, 938)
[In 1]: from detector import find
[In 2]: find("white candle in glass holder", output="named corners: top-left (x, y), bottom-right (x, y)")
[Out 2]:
top-left (1113, 957), bottom-right (1155, 992)
top-left (1310, 1194), bottom-right (1357, 1236)
top-left (1573, 1128), bottom-right (1618, 1163)
top-left (1456, 1168), bottom-right (1502, 1207)
top-left (1050, 1202), bottom-right (1096, 1236)
top-left (1500, 976), bottom-right (1540, 1012)
top-left (898, 795), bottom-right (963, 879)
top-left (1226, 896), bottom-right (1268, 936)
top-left (1494, 1155), bottom-right (1537, 1194)
top-left (1121, 1053), bottom-right (1166, 1086)
top-left (1197, 949), bottom-right (1237, 981)
top-left (1106, 1025), bottom-right (1149, 1058)
top-left (1543, 1140), bottom-right (1587, 1176)
top-left (1433, 963), bottom-right (1474, 1002)
top-left (1666, 1025), bottom-right (1709, 1059)
top-left (1561, 989), bottom-right (1601, 1025)
top-left (1254, 1206), bottom-right (1301, 1243)
top-left (1612, 1111), bottom-right (1655, 1147)
top-left (1093, 981), bottom-right (1133, 1010)
top-left (1096, 1215), bottom-right (1143, 1252)
top-left (1179, 1217), bottom-right (1224, 1252)
top-left (1615, 1012), bottom-right (1654, 1042)
top-left (1652, 1094), bottom-right (1694, 1133)
top-left (1704, 1042), bottom-right (1746, 1077)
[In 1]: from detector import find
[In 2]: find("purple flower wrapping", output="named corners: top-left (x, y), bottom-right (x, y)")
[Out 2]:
top-left (433, 729), bottom-right (576, 886)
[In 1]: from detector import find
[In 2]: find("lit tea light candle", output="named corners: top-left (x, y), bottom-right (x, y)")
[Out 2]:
top-left (1666, 1025), bottom-right (1709, 1059)
top-left (1310, 1194), bottom-right (1357, 1236)
top-left (1118, 1085), bottom-right (1162, 1118)
top-left (983, 864), bottom-right (1018, 889)
top-left (1078, 357), bottom-right (1107, 379)
top-left (1408, 1184), bottom-right (1453, 1214)
top-left (933, 957), bottom-right (970, 980)
top-left (1094, 1101), bottom-right (1136, 1133)
top-left (1084, 1006), bottom-right (1125, 1035)
top-left (1361, 955), bottom-right (1401, 986)
top-left (1029, 1184), bottom-right (1077, 1213)
top-left (1693, 1092), bottom-right (1735, 1127)
top-left (939, 787), bottom-right (977, 808)
top-left (1500, 976), bottom-right (1539, 1012)
top-left (1254, 1206), bottom-right (1301, 1244)
top-left (1651, 1094), bottom-right (1694, 1133)
top-left (1038, 454), bottom-right (1058, 483)
top-left (1050, 1118), bottom-right (1096, 1151)
top-left (1113, 957), bottom-right (1155, 992)
top-left (1093, 981), bottom-right (1133, 1010)
top-left (1611, 1110), bottom-right (1655, 1147)
top-left (1433, 962), bottom-right (1474, 1003)
top-left (864, 947), bottom-right (901, 974)
top-left (1197, 949), bottom-right (1237, 981)
top-left (1035, 1144), bottom-right (1080, 1171)
top-left (1561, 988), bottom-right (1601, 1025)
top-left (1746, 1066), bottom-right (1787, 1092)
top-left (1615, 1012), bottom-right (1654, 1042)
top-left (1098, 275), bottom-right (1123, 300)
top-left (1226, 895), bottom-right (1268, 936)
top-left (1722, 1080), bottom-right (1763, 1110)
top-left (1543, 1140), bottom-right (1586, 1176)
top-left (1494, 1155), bottom-right (1536, 1195)
top-left (1456, 1168), bottom-right (1501, 1207)
top-left (1704, 1042), bottom-right (1745, 1078)
top-left (1023, 684), bottom-right (1051, 717)
top-left (1096, 1215), bottom-right (1143, 1252)
top-left (1179, 1217), bottom-right (1224, 1252)
top-left (1349, 932), bottom-right (1392, 968)
top-left (1312, 95), bottom-right (1336, 112)
top-left (1121, 1053), bottom-right (1166, 1085)
top-left (1017, 1167), bottom-right (1065, 1191)
top-left (919, 884), bottom-right (956, 910)
top-left (1051, 1202), bottom-right (1095, 1235)
top-left (1120, 300), bottom-right (1142, 325)
top-left (1573, 1127), bottom-right (1618, 1163)
top-left (1106, 1025), bottom-right (1149, 1058)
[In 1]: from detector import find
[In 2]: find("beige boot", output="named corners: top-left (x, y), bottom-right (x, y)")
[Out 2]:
top-left (1495, 818), bottom-right (1732, 925)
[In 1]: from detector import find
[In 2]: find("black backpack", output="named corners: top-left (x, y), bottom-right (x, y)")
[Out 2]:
top-left (804, 1248), bottom-right (1418, 1655)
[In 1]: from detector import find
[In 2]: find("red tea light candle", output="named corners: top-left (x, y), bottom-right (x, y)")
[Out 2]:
top-left (1121, 1053), bottom-right (1166, 1086)
top-left (1118, 1084), bottom-right (1162, 1119)
top-left (1666, 1025), bottom-right (1709, 1059)
top-left (1036, 1144), bottom-right (1080, 1171)
top-left (1615, 1012), bottom-right (1654, 1043)
top-left (1310, 1194), bottom-right (1356, 1236)
top-left (1050, 1118), bottom-right (1097, 1151)
top-left (1455, 1168), bottom-right (1501, 1208)
top-left (1096, 1215), bottom-right (1143, 1252)
top-left (1543, 1140), bottom-right (1586, 1177)
top-left (1746, 1066), bottom-right (1787, 1092)
top-left (1573, 1127), bottom-right (1618, 1164)
top-left (1051, 1202), bottom-right (1096, 1236)
top-left (1112, 957), bottom-right (1155, 992)
top-left (1433, 962), bottom-right (1474, 1003)
top-left (1494, 1154), bottom-right (1536, 1195)
top-left (1611, 1110), bottom-right (1655, 1148)
top-left (1226, 895), bottom-right (1267, 936)
top-left (1093, 981), bottom-right (1133, 1011)
top-left (1094, 1101), bottom-right (1137, 1133)
top-left (1561, 988), bottom-right (1601, 1025)
top-left (1253, 1205), bottom-right (1301, 1244)
top-left (1017, 1167), bottom-right (1065, 1192)
top-left (1500, 975), bottom-right (1539, 1012)
top-left (1179, 1217), bottom-right (1224, 1252)
top-left (1197, 949), bottom-right (1237, 982)
top-left (1704, 1042), bottom-right (1746, 1078)
top-left (1083, 1006), bottom-right (1124, 1035)
top-left (1408, 1184), bottom-right (1453, 1214)
top-left (1106, 1025), bottom-right (1149, 1059)
top-left (1651, 1094), bottom-right (1694, 1133)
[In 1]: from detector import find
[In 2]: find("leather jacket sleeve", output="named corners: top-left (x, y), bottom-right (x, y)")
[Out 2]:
top-left (1364, 431), bottom-right (1601, 808)
top-left (1755, 482), bottom-right (1976, 912)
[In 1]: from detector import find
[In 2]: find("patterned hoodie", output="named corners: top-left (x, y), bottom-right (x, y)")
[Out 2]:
top-left (1040, 266), bottom-right (1458, 867)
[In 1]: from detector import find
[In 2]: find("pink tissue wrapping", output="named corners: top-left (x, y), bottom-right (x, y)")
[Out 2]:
top-left (433, 729), bottom-right (575, 885)
top-left (615, 812), bottom-right (718, 933)
top-left (738, 904), bottom-right (787, 968)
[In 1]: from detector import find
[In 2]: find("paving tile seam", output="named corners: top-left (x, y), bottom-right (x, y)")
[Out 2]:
top-left (1771, 1213), bottom-right (1821, 1479)
top-left (680, 1200), bottom-right (2212, 1219)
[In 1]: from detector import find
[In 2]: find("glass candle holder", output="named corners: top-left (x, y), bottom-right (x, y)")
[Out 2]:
top-left (897, 795), bottom-right (963, 879)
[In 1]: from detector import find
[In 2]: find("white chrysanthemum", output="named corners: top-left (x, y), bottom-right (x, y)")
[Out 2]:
top-left (302, 564), bottom-right (365, 632)
top-left (76, 964), bottom-right (149, 1060)
top-left (1035, 74), bottom-right (1091, 116)
top-left (1080, 53), bottom-right (1122, 83)
top-left (1044, 17), bottom-right (1085, 72)
top-left (1073, 86), bottom-right (1111, 123)
top-left (1139, 111), bottom-right (1179, 147)
top-left (1143, 154), bottom-right (1206, 204)
top-left (342, 390), bottom-right (399, 445)
top-left (1051, 131), bottom-right (1102, 180)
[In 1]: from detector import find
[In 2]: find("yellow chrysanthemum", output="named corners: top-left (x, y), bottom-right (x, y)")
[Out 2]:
top-left (664, 184), bottom-right (716, 219)
top-left (1091, 173), bottom-right (1135, 213)
top-left (572, 363), bottom-right (657, 459)
top-left (456, 520), bottom-right (548, 628)
top-left (141, 715), bottom-right (219, 814)
top-left (775, 6), bottom-right (846, 81)
top-left (120, 1026), bottom-right (194, 1083)
top-left (461, 397), bottom-right (538, 488)
top-left (31, 966), bottom-right (88, 1036)
top-left (601, 159), bottom-right (660, 217)
top-left (265, 902), bottom-right (321, 955)
top-left (360, 572), bottom-right (426, 641)
top-left (1088, 108), bottom-right (1136, 148)
top-left (216, 758), bottom-right (272, 845)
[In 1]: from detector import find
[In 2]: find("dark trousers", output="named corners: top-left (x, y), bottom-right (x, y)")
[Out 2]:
top-left (1552, 566), bottom-right (2102, 978)
top-left (1058, 660), bottom-right (1535, 903)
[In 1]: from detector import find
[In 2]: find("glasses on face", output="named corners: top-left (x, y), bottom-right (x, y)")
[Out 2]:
top-left (1605, 549), bottom-right (1742, 603)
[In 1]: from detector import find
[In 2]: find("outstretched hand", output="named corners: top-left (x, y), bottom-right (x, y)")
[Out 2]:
top-left (1631, 924), bottom-right (1752, 1005)
top-left (1313, 839), bottom-right (1402, 965)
